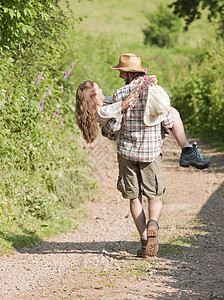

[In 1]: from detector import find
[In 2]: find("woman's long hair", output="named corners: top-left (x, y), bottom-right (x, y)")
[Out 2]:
top-left (75, 81), bottom-right (99, 143)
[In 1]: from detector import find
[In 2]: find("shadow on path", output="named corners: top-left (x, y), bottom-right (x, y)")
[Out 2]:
top-left (155, 180), bottom-right (224, 299)
top-left (17, 239), bottom-right (140, 259)
top-left (1, 135), bottom-right (223, 299)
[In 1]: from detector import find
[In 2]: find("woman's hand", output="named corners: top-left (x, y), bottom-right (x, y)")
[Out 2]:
top-left (121, 83), bottom-right (143, 111)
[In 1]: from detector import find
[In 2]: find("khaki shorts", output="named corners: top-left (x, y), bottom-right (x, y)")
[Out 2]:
top-left (117, 153), bottom-right (165, 200)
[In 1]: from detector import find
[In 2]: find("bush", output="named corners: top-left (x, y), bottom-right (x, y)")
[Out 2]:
top-left (0, 1), bottom-right (97, 251)
top-left (170, 41), bottom-right (224, 148)
top-left (0, 0), bottom-right (59, 53)
top-left (143, 4), bottom-right (182, 48)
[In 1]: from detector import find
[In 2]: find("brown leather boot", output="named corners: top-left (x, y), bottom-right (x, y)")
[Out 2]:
top-left (146, 219), bottom-right (159, 257)
top-left (137, 237), bottom-right (149, 258)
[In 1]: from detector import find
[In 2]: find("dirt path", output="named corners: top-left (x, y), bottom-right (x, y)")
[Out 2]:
top-left (0, 134), bottom-right (224, 300)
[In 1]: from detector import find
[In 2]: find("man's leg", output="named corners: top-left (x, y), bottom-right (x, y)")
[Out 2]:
top-left (170, 106), bottom-right (210, 169)
top-left (117, 154), bottom-right (149, 253)
top-left (144, 197), bottom-right (163, 257)
top-left (129, 196), bottom-right (163, 258)
top-left (148, 197), bottom-right (163, 222)
top-left (130, 197), bottom-right (147, 239)
top-left (138, 155), bottom-right (165, 257)
top-left (130, 196), bottom-right (150, 258)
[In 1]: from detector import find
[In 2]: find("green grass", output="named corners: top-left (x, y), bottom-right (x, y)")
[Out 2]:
top-left (0, 117), bottom-right (98, 254)
top-left (0, 119), bottom-right (97, 254)
top-left (0, 202), bottom-right (87, 254)
top-left (63, 0), bottom-right (215, 47)
top-left (60, 0), bottom-right (217, 97)
top-left (66, 0), bottom-right (222, 152)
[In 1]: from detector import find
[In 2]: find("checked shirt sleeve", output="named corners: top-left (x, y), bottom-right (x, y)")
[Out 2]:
top-left (102, 90), bottom-right (123, 134)
top-left (101, 115), bottom-right (122, 135)
top-left (161, 111), bottom-right (174, 135)
top-left (98, 101), bottom-right (122, 126)
top-left (101, 117), bottom-right (122, 141)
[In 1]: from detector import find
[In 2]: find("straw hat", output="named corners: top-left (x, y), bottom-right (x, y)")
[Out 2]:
top-left (110, 53), bottom-right (146, 73)
top-left (144, 85), bottom-right (170, 126)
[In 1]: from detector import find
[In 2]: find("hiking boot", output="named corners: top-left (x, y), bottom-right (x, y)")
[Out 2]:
top-left (180, 142), bottom-right (210, 169)
top-left (146, 219), bottom-right (159, 257)
top-left (137, 246), bottom-right (149, 258)
top-left (137, 237), bottom-right (149, 258)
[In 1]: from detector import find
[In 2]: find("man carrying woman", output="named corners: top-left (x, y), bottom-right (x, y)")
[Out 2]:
top-left (76, 53), bottom-right (210, 257)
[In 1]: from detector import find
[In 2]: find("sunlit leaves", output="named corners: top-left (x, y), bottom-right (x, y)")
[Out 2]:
top-left (0, 0), bottom-right (56, 51)
top-left (143, 4), bottom-right (182, 47)
top-left (170, 41), bottom-right (224, 145)
top-left (169, 0), bottom-right (224, 38)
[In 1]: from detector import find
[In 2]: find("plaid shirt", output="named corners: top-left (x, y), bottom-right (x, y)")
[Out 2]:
top-left (103, 77), bottom-right (174, 162)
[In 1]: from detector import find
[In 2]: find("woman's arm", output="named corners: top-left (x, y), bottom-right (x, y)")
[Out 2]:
top-left (97, 102), bottom-right (122, 125)
top-left (97, 82), bottom-right (143, 125)
top-left (121, 82), bottom-right (143, 110)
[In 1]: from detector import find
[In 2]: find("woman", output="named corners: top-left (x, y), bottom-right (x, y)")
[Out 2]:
top-left (75, 80), bottom-right (141, 143)
top-left (75, 80), bottom-right (210, 169)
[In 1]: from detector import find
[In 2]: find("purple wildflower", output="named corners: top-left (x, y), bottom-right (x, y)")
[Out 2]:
top-left (47, 84), bottom-right (53, 94)
top-left (39, 84), bottom-right (52, 112)
top-left (40, 99), bottom-right (44, 111)
top-left (141, 68), bottom-right (158, 90)
top-left (35, 76), bottom-right (42, 86)
top-left (56, 109), bottom-right (60, 116)
top-left (64, 60), bottom-right (77, 78)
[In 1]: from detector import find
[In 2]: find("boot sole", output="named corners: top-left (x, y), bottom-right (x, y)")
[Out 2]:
top-left (146, 224), bottom-right (159, 257)
top-left (180, 160), bottom-right (210, 169)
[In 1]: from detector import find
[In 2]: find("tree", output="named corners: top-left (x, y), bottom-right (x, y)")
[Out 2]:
top-left (169, 0), bottom-right (224, 38)
top-left (143, 4), bottom-right (181, 47)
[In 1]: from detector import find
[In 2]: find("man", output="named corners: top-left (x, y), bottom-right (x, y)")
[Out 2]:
top-left (103, 53), bottom-right (209, 257)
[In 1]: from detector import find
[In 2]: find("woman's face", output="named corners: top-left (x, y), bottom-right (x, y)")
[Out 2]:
top-left (94, 83), bottom-right (104, 108)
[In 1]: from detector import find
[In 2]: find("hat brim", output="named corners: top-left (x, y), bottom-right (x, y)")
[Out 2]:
top-left (144, 113), bottom-right (168, 126)
top-left (110, 65), bottom-right (146, 73)
top-left (144, 87), bottom-right (170, 126)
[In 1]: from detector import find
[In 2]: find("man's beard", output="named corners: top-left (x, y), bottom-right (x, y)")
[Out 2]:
top-left (125, 73), bottom-right (132, 84)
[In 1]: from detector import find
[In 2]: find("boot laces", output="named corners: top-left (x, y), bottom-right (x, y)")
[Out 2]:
top-left (191, 142), bottom-right (204, 159)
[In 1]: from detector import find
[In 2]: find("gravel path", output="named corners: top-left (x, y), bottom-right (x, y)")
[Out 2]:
top-left (0, 134), bottom-right (224, 299)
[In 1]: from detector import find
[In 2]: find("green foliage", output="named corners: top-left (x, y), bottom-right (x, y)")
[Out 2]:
top-left (169, 0), bottom-right (224, 38)
top-left (170, 41), bottom-right (224, 148)
top-left (0, 0), bottom-right (223, 253)
top-left (63, 31), bottom-right (125, 96)
top-left (0, 0), bottom-right (59, 52)
top-left (67, 30), bottom-right (183, 94)
top-left (143, 4), bottom-right (182, 47)
top-left (65, 27), bottom-right (224, 150)
top-left (0, 0), bottom-right (97, 252)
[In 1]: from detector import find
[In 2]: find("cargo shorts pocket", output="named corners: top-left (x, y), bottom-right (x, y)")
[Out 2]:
top-left (117, 175), bottom-right (125, 194)
top-left (155, 175), bottom-right (166, 196)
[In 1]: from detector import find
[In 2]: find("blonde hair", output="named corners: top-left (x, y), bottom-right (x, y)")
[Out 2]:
top-left (75, 81), bottom-right (98, 143)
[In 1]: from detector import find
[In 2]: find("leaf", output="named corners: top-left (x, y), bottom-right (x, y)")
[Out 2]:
top-left (21, 25), bottom-right (27, 34)
top-left (9, 9), bottom-right (14, 19)
top-left (27, 8), bottom-right (34, 18)
top-left (21, 25), bottom-right (35, 35)
top-left (40, 12), bottom-right (49, 21)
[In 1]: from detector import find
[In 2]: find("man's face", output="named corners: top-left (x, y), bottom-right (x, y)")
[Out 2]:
top-left (119, 71), bottom-right (133, 85)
